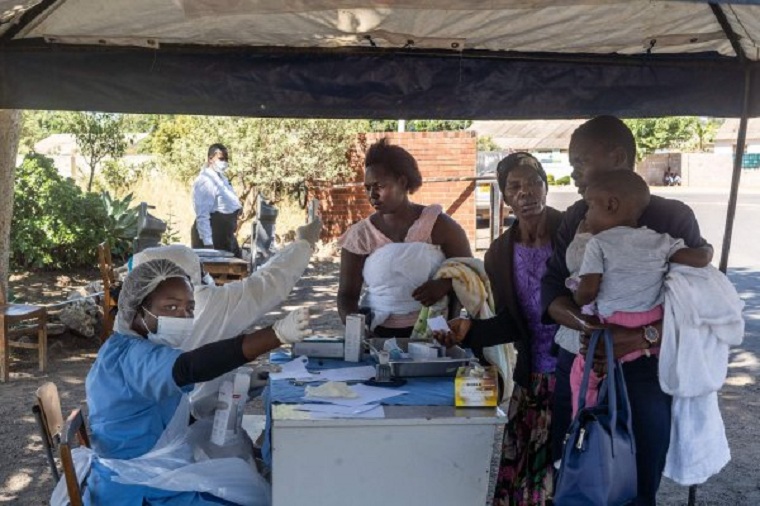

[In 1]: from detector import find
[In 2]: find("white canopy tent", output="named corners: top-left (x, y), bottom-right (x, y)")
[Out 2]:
top-left (0, 1), bottom-right (758, 57)
top-left (0, 0), bottom-right (758, 276)
top-left (0, 4), bottom-right (757, 500)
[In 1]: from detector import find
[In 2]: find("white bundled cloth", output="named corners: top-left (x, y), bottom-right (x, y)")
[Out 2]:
top-left (360, 242), bottom-right (445, 330)
top-left (428, 257), bottom-right (516, 403)
top-left (660, 264), bottom-right (745, 486)
top-left (51, 396), bottom-right (271, 506)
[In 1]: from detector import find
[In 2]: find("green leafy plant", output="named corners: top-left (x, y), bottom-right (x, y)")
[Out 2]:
top-left (67, 112), bottom-right (127, 192)
top-left (477, 136), bottom-right (501, 152)
top-left (96, 159), bottom-right (148, 196)
top-left (556, 175), bottom-right (572, 186)
top-left (161, 205), bottom-right (182, 245)
top-left (546, 174), bottom-right (556, 185)
top-left (100, 192), bottom-right (138, 261)
top-left (11, 154), bottom-right (107, 269)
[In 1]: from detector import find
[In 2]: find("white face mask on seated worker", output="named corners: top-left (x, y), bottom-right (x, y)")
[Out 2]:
top-left (142, 306), bottom-right (194, 349)
top-left (213, 160), bottom-right (229, 172)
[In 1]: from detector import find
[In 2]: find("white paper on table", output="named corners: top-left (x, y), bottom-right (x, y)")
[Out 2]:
top-left (302, 383), bottom-right (408, 407)
top-left (294, 403), bottom-right (385, 418)
top-left (269, 355), bottom-right (320, 381)
top-left (427, 315), bottom-right (451, 333)
top-left (317, 366), bottom-right (376, 383)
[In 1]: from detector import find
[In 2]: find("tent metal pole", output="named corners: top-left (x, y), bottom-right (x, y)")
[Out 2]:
top-left (718, 69), bottom-right (752, 274)
top-left (0, 0), bottom-right (62, 42)
top-left (709, 3), bottom-right (747, 65)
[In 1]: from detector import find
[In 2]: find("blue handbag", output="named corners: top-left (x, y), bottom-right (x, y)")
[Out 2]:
top-left (554, 329), bottom-right (638, 506)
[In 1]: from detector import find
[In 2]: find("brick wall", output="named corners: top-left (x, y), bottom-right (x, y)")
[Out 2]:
top-left (311, 131), bottom-right (478, 247)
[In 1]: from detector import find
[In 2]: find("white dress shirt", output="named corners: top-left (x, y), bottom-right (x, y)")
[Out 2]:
top-left (192, 165), bottom-right (242, 245)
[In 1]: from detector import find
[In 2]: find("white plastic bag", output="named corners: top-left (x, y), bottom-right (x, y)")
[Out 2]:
top-left (60, 395), bottom-right (270, 506)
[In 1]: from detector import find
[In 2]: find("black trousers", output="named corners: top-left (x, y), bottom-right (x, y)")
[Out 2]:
top-left (191, 210), bottom-right (242, 258)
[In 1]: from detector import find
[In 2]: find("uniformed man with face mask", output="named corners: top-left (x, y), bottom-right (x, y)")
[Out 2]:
top-left (191, 143), bottom-right (243, 257)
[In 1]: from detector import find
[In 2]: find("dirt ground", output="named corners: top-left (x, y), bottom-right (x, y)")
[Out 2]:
top-left (1, 258), bottom-right (758, 505)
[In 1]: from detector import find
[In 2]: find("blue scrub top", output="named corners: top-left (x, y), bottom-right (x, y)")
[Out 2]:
top-left (84, 333), bottom-right (233, 505)
top-left (86, 332), bottom-right (190, 459)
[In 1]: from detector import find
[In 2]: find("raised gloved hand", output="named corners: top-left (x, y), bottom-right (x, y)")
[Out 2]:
top-left (296, 217), bottom-right (322, 247)
top-left (273, 307), bottom-right (312, 344)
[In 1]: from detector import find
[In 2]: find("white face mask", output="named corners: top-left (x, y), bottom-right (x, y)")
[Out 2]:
top-left (213, 160), bottom-right (229, 172)
top-left (142, 307), bottom-right (194, 349)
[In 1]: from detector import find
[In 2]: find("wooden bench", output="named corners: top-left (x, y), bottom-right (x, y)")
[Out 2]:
top-left (0, 303), bottom-right (48, 382)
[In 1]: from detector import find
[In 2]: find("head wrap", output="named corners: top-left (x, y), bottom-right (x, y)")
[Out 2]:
top-left (495, 152), bottom-right (548, 194)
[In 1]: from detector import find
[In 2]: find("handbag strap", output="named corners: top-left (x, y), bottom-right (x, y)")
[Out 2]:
top-left (576, 329), bottom-right (636, 455)
top-left (576, 330), bottom-right (617, 421)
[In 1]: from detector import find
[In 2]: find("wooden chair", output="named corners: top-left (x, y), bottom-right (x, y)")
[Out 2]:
top-left (59, 407), bottom-right (91, 506)
top-left (97, 242), bottom-right (118, 342)
top-left (0, 303), bottom-right (47, 382)
top-left (32, 382), bottom-right (64, 481)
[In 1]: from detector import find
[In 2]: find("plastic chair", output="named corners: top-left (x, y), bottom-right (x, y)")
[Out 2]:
top-left (59, 407), bottom-right (91, 506)
top-left (97, 242), bottom-right (118, 342)
top-left (32, 381), bottom-right (64, 481)
top-left (0, 303), bottom-right (47, 382)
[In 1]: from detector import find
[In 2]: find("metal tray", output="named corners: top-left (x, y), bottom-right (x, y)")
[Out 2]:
top-left (365, 337), bottom-right (474, 378)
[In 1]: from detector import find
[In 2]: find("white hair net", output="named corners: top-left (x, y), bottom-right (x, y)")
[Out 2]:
top-left (132, 245), bottom-right (203, 286)
top-left (115, 259), bottom-right (191, 334)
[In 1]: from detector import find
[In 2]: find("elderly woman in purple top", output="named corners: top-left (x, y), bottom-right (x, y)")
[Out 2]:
top-left (435, 152), bottom-right (563, 506)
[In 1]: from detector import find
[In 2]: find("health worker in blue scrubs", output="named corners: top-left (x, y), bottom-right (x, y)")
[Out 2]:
top-left (84, 258), bottom-right (310, 505)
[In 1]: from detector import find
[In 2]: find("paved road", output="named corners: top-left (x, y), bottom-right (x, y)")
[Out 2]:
top-left (548, 186), bottom-right (760, 269)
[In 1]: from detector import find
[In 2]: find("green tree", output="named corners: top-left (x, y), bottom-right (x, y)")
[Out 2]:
top-left (122, 114), bottom-right (162, 134)
top-left (368, 119), bottom-right (472, 132)
top-left (624, 117), bottom-right (721, 160)
top-left (150, 116), bottom-right (369, 222)
top-left (690, 118), bottom-right (723, 152)
top-left (68, 112), bottom-right (127, 192)
top-left (18, 110), bottom-right (73, 154)
top-left (477, 136), bottom-right (501, 151)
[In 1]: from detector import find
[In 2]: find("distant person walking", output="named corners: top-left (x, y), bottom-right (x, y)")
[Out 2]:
top-left (191, 143), bottom-right (243, 257)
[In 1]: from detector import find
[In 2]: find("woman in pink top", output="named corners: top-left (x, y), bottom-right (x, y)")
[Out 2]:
top-left (338, 138), bottom-right (472, 337)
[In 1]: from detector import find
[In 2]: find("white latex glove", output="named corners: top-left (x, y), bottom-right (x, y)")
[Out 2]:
top-left (296, 217), bottom-right (322, 247)
top-left (273, 307), bottom-right (312, 344)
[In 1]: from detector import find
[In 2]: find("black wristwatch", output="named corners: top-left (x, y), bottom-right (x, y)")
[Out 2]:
top-left (643, 325), bottom-right (660, 347)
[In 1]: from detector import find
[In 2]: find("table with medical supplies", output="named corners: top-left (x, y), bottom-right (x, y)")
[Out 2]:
top-left (262, 351), bottom-right (506, 506)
